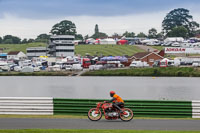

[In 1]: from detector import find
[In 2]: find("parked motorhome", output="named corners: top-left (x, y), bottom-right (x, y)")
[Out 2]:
top-left (164, 37), bottom-right (184, 43)
top-left (130, 61), bottom-right (149, 68)
top-left (0, 62), bottom-right (10, 71)
top-left (72, 64), bottom-right (83, 71)
top-left (192, 61), bottom-right (200, 67)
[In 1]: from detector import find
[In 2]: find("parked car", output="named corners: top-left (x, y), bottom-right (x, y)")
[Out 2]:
top-left (130, 61), bottom-right (149, 68)
top-left (72, 64), bottom-right (83, 71)
top-left (162, 42), bottom-right (172, 46)
top-left (103, 64), bottom-right (116, 69)
top-left (21, 66), bottom-right (34, 73)
top-left (89, 65), bottom-right (103, 71)
top-left (52, 65), bottom-right (61, 71)
top-left (171, 42), bottom-right (180, 47)
top-left (14, 66), bottom-right (22, 72)
top-left (0, 62), bottom-right (10, 71)
top-left (9, 64), bottom-right (18, 71)
top-left (65, 65), bottom-right (72, 71)
top-left (33, 67), bottom-right (40, 72)
top-left (192, 61), bottom-right (200, 67)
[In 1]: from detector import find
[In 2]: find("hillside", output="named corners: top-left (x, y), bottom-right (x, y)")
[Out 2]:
top-left (0, 43), bottom-right (47, 53)
top-left (75, 45), bottom-right (144, 56)
top-left (0, 43), bottom-right (144, 56)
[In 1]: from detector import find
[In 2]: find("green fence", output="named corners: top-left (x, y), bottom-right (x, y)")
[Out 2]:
top-left (53, 98), bottom-right (192, 118)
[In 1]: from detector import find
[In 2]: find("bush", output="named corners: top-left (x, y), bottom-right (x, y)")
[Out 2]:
top-left (82, 67), bottom-right (200, 77)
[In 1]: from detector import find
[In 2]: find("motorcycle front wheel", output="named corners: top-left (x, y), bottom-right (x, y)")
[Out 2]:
top-left (88, 108), bottom-right (102, 121)
top-left (119, 108), bottom-right (134, 122)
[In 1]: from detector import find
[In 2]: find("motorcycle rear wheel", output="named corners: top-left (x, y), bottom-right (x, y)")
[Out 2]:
top-left (119, 108), bottom-right (134, 122)
top-left (88, 108), bottom-right (102, 121)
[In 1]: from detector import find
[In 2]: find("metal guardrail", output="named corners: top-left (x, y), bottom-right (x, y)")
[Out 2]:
top-left (1, 98), bottom-right (199, 118)
top-left (192, 100), bottom-right (200, 118)
top-left (54, 99), bottom-right (192, 118)
top-left (0, 97), bottom-right (53, 115)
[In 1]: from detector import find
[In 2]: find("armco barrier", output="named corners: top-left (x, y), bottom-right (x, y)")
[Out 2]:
top-left (1, 98), bottom-right (199, 118)
top-left (192, 100), bottom-right (200, 118)
top-left (54, 99), bottom-right (193, 118)
top-left (0, 97), bottom-right (53, 115)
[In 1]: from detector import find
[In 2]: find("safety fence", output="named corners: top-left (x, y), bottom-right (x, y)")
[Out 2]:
top-left (0, 97), bottom-right (53, 115)
top-left (0, 97), bottom-right (199, 118)
top-left (54, 98), bottom-right (194, 118)
top-left (192, 100), bottom-right (200, 118)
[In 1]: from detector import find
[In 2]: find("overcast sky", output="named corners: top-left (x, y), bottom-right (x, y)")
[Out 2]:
top-left (0, 0), bottom-right (200, 39)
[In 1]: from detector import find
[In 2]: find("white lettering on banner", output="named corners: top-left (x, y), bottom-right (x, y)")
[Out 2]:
top-left (165, 48), bottom-right (186, 52)
top-left (165, 47), bottom-right (200, 54)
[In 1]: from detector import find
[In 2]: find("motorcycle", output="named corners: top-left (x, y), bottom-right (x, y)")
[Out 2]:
top-left (88, 102), bottom-right (134, 121)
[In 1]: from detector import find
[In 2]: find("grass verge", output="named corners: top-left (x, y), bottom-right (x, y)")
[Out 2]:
top-left (0, 71), bottom-right (74, 76)
top-left (82, 67), bottom-right (200, 77)
top-left (0, 129), bottom-right (199, 133)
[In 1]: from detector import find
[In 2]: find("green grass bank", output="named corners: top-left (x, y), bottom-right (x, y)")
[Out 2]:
top-left (75, 45), bottom-right (144, 56)
top-left (0, 71), bottom-right (73, 76)
top-left (0, 43), bottom-right (47, 53)
top-left (0, 43), bottom-right (144, 56)
top-left (0, 129), bottom-right (199, 133)
top-left (82, 67), bottom-right (200, 77)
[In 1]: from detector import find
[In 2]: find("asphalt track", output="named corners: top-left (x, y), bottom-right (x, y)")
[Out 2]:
top-left (0, 118), bottom-right (200, 131)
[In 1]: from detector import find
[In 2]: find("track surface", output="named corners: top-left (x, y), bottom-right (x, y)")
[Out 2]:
top-left (0, 118), bottom-right (200, 130)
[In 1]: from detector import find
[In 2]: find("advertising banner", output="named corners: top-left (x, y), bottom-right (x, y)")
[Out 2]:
top-left (165, 47), bottom-right (200, 54)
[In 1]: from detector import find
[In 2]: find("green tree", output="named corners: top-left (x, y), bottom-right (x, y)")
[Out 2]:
top-left (91, 24), bottom-right (108, 39)
top-left (84, 35), bottom-right (89, 40)
top-left (162, 8), bottom-right (199, 37)
top-left (21, 39), bottom-right (28, 44)
top-left (122, 31), bottom-right (135, 37)
top-left (35, 33), bottom-right (50, 42)
top-left (27, 39), bottom-right (35, 43)
top-left (157, 32), bottom-right (164, 39)
top-left (3, 35), bottom-right (21, 44)
top-left (0, 37), bottom-right (2, 44)
top-left (112, 33), bottom-right (121, 39)
top-left (75, 34), bottom-right (83, 40)
top-left (91, 32), bottom-right (108, 39)
top-left (50, 20), bottom-right (76, 35)
top-left (188, 21), bottom-right (200, 37)
top-left (167, 26), bottom-right (188, 38)
top-left (137, 32), bottom-right (147, 38)
top-left (3, 39), bottom-right (13, 44)
top-left (95, 24), bottom-right (99, 34)
top-left (148, 28), bottom-right (157, 38)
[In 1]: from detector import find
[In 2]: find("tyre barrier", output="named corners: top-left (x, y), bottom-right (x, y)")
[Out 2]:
top-left (0, 97), bottom-right (200, 118)
top-left (0, 97), bottom-right (53, 115)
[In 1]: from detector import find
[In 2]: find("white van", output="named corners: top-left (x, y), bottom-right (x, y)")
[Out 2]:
top-left (130, 61), bottom-right (149, 68)
top-left (72, 64), bottom-right (83, 71)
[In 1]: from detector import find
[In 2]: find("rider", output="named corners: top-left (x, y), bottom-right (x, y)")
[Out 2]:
top-left (106, 91), bottom-right (124, 113)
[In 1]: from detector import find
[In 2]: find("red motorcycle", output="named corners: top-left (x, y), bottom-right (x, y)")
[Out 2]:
top-left (88, 102), bottom-right (134, 121)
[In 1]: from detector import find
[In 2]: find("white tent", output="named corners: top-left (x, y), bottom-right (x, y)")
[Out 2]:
top-left (141, 39), bottom-right (159, 44)
top-left (86, 38), bottom-right (96, 44)
top-left (100, 38), bottom-right (116, 45)
top-left (164, 37), bottom-right (184, 43)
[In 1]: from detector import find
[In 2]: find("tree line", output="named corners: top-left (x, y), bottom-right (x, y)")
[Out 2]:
top-left (0, 34), bottom-right (49, 44)
top-left (1, 8), bottom-right (200, 44)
